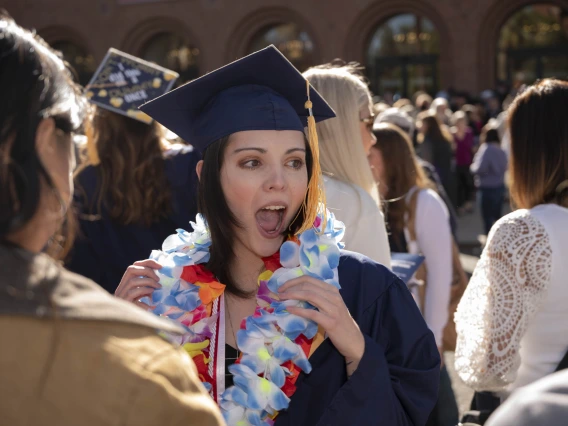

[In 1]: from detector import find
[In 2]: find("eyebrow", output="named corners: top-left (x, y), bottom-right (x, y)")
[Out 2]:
top-left (232, 147), bottom-right (306, 154)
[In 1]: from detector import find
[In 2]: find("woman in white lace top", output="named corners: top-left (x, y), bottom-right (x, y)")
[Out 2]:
top-left (455, 79), bottom-right (568, 399)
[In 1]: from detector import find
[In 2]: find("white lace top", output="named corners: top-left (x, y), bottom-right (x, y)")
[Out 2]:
top-left (455, 204), bottom-right (568, 397)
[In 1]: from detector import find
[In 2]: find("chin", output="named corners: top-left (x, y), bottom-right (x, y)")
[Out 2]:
top-left (252, 237), bottom-right (285, 258)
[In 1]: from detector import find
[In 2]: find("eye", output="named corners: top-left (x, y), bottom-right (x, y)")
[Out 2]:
top-left (241, 159), bottom-right (261, 169)
top-left (287, 159), bottom-right (304, 170)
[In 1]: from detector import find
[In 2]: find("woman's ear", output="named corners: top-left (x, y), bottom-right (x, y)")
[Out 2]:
top-left (196, 160), bottom-right (203, 181)
top-left (35, 118), bottom-right (57, 158)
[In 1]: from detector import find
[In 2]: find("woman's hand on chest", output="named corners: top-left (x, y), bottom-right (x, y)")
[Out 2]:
top-left (278, 276), bottom-right (365, 376)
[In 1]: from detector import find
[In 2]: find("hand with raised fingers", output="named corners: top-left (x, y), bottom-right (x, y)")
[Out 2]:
top-left (115, 259), bottom-right (162, 311)
top-left (278, 276), bottom-right (365, 376)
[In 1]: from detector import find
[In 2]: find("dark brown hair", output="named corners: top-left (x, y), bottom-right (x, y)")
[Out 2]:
top-left (198, 136), bottom-right (314, 298)
top-left (482, 127), bottom-right (500, 145)
top-left (75, 108), bottom-right (172, 226)
top-left (0, 12), bottom-right (85, 256)
top-left (421, 113), bottom-right (453, 145)
top-left (372, 123), bottom-right (433, 243)
top-left (508, 78), bottom-right (568, 209)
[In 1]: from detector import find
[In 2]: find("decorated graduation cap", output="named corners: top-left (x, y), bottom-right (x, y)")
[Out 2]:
top-left (140, 45), bottom-right (336, 234)
top-left (85, 48), bottom-right (178, 124)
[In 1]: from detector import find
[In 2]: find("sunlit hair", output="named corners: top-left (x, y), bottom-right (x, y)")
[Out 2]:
top-left (0, 12), bottom-right (86, 259)
top-left (508, 78), bottom-right (568, 209)
top-left (303, 64), bottom-right (380, 205)
top-left (451, 110), bottom-right (467, 126)
top-left (75, 107), bottom-right (172, 226)
top-left (372, 123), bottom-right (433, 243)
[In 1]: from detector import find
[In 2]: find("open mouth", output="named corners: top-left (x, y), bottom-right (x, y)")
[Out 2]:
top-left (255, 205), bottom-right (287, 238)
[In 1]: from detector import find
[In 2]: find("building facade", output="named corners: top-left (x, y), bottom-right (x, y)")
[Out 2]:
top-left (5, 0), bottom-right (568, 98)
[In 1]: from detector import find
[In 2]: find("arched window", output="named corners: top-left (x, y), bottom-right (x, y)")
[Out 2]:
top-left (498, 4), bottom-right (568, 87)
top-left (140, 33), bottom-right (200, 85)
top-left (247, 23), bottom-right (315, 72)
top-left (367, 14), bottom-right (440, 100)
top-left (51, 41), bottom-right (96, 86)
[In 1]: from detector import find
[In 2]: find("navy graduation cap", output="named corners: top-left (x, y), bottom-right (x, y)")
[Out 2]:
top-left (86, 48), bottom-right (179, 124)
top-left (139, 45), bottom-right (335, 151)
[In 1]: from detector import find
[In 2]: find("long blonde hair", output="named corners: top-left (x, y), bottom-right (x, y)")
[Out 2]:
top-left (303, 64), bottom-right (380, 204)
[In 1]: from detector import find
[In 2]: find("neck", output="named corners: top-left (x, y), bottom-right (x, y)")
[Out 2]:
top-left (5, 216), bottom-right (52, 253)
top-left (228, 244), bottom-right (269, 297)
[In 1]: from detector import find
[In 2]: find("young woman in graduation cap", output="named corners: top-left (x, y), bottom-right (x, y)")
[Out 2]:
top-left (115, 46), bottom-right (440, 426)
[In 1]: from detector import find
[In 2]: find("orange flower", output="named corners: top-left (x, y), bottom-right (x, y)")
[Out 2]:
top-left (195, 280), bottom-right (226, 305)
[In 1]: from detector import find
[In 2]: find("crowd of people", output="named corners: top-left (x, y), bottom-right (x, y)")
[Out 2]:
top-left (2, 10), bottom-right (568, 426)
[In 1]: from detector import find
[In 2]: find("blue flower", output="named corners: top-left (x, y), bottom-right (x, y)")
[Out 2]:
top-left (228, 363), bottom-right (290, 412)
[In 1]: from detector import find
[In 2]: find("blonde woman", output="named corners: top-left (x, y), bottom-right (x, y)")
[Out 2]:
top-left (304, 64), bottom-right (391, 267)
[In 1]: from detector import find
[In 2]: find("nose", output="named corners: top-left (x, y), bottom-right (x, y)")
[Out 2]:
top-left (264, 166), bottom-right (287, 192)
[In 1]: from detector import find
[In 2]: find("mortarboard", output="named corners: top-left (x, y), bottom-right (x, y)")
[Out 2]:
top-left (85, 48), bottom-right (178, 124)
top-left (139, 45), bottom-right (335, 152)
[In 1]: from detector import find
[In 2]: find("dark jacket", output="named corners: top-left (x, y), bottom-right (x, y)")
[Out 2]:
top-left (275, 251), bottom-right (440, 425)
top-left (67, 146), bottom-right (200, 292)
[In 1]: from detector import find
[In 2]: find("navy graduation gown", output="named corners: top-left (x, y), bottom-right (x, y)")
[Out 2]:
top-left (275, 251), bottom-right (440, 426)
top-left (67, 148), bottom-right (200, 293)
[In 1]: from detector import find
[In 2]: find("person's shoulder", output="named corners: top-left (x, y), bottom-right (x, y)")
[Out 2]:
top-left (59, 319), bottom-right (223, 425)
top-left (417, 188), bottom-right (448, 214)
top-left (324, 176), bottom-right (356, 197)
top-left (486, 208), bottom-right (548, 248)
top-left (487, 370), bottom-right (568, 426)
top-left (327, 177), bottom-right (378, 208)
top-left (56, 267), bottom-right (186, 334)
top-left (528, 203), bottom-right (568, 231)
top-left (324, 177), bottom-right (380, 217)
top-left (105, 332), bottom-right (224, 425)
top-left (338, 250), bottom-right (400, 309)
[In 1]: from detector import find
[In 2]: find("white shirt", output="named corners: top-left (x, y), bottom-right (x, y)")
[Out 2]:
top-left (405, 188), bottom-right (453, 347)
top-left (455, 204), bottom-right (568, 397)
top-left (324, 176), bottom-right (391, 268)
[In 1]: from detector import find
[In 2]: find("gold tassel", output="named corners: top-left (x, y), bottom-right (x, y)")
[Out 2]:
top-left (85, 117), bottom-right (100, 166)
top-left (296, 80), bottom-right (326, 235)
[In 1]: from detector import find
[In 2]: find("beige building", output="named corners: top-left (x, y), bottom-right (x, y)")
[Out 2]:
top-left (5, 0), bottom-right (568, 98)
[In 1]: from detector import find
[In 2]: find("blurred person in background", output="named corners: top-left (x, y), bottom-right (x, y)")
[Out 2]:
top-left (0, 13), bottom-right (223, 426)
top-left (470, 127), bottom-right (507, 235)
top-left (486, 368), bottom-right (568, 426)
top-left (462, 104), bottom-right (484, 142)
top-left (67, 106), bottom-right (200, 293)
top-left (375, 108), bottom-right (457, 237)
top-left (417, 113), bottom-right (456, 207)
top-left (372, 101), bottom-right (390, 117)
top-left (304, 64), bottom-right (391, 267)
top-left (393, 98), bottom-right (412, 109)
top-left (451, 111), bottom-right (475, 214)
top-left (455, 79), bottom-right (568, 423)
top-left (415, 92), bottom-right (433, 112)
top-left (485, 94), bottom-right (503, 120)
top-left (430, 97), bottom-right (452, 126)
top-left (369, 123), bottom-right (458, 426)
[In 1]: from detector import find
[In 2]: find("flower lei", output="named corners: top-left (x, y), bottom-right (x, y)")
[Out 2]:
top-left (141, 210), bottom-right (345, 425)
